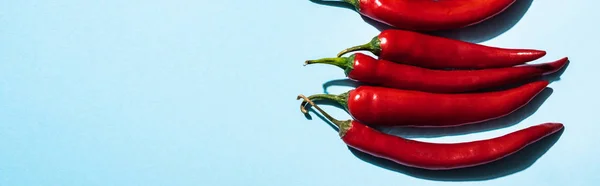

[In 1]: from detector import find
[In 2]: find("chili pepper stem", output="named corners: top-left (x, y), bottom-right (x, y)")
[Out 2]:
top-left (297, 94), bottom-right (352, 137)
top-left (299, 92), bottom-right (349, 114)
top-left (337, 36), bottom-right (381, 57)
top-left (342, 0), bottom-right (359, 9)
top-left (305, 55), bottom-right (355, 76)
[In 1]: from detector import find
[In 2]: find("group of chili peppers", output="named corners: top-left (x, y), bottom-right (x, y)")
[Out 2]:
top-left (298, 1), bottom-right (567, 170)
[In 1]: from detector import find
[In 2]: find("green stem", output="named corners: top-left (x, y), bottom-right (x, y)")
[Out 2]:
top-left (305, 55), bottom-right (355, 76)
top-left (343, 0), bottom-right (359, 9)
top-left (307, 92), bottom-right (349, 109)
top-left (337, 36), bottom-right (381, 57)
top-left (297, 94), bottom-right (352, 137)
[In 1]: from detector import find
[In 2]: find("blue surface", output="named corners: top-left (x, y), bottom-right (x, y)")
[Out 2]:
top-left (1, 0), bottom-right (598, 185)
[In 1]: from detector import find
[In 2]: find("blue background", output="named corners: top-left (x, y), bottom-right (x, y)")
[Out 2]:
top-left (1, 0), bottom-right (598, 185)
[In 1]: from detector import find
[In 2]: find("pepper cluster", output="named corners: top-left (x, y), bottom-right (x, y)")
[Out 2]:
top-left (298, 1), bottom-right (567, 170)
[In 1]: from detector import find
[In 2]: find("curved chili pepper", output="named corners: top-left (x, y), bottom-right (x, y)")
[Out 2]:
top-left (298, 95), bottom-right (563, 170)
top-left (337, 30), bottom-right (546, 69)
top-left (306, 53), bottom-right (567, 93)
top-left (301, 81), bottom-right (548, 127)
top-left (338, 0), bottom-right (516, 31)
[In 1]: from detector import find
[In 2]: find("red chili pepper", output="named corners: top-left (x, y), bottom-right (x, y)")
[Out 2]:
top-left (337, 30), bottom-right (546, 69)
top-left (306, 53), bottom-right (567, 93)
top-left (339, 0), bottom-right (516, 31)
top-left (298, 95), bottom-right (563, 170)
top-left (301, 81), bottom-right (548, 127)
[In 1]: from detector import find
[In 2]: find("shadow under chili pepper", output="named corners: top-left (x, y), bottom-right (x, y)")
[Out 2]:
top-left (382, 87), bottom-right (553, 138)
top-left (360, 0), bottom-right (534, 43)
top-left (349, 128), bottom-right (564, 181)
top-left (322, 79), bottom-right (362, 94)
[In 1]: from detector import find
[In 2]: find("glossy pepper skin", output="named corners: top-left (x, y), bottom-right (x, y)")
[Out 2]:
top-left (298, 95), bottom-right (564, 170)
top-left (303, 81), bottom-right (549, 127)
top-left (307, 53), bottom-right (567, 93)
top-left (340, 0), bottom-right (516, 31)
top-left (347, 122), bottom-right (562, 170)
top-left (338, 30), bottom-right (547, 69)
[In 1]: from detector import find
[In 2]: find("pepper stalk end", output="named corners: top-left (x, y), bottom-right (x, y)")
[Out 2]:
top-left (300, 92), bottom-right (350, 112)
top-left (337, 36), bottom-right (381, 57)
top-left (305, 55), bottom-right (355, 76)
top-left (343, 0), bottom-right (360, 10)
top-left (297, 94), bottom-right (352, 137)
